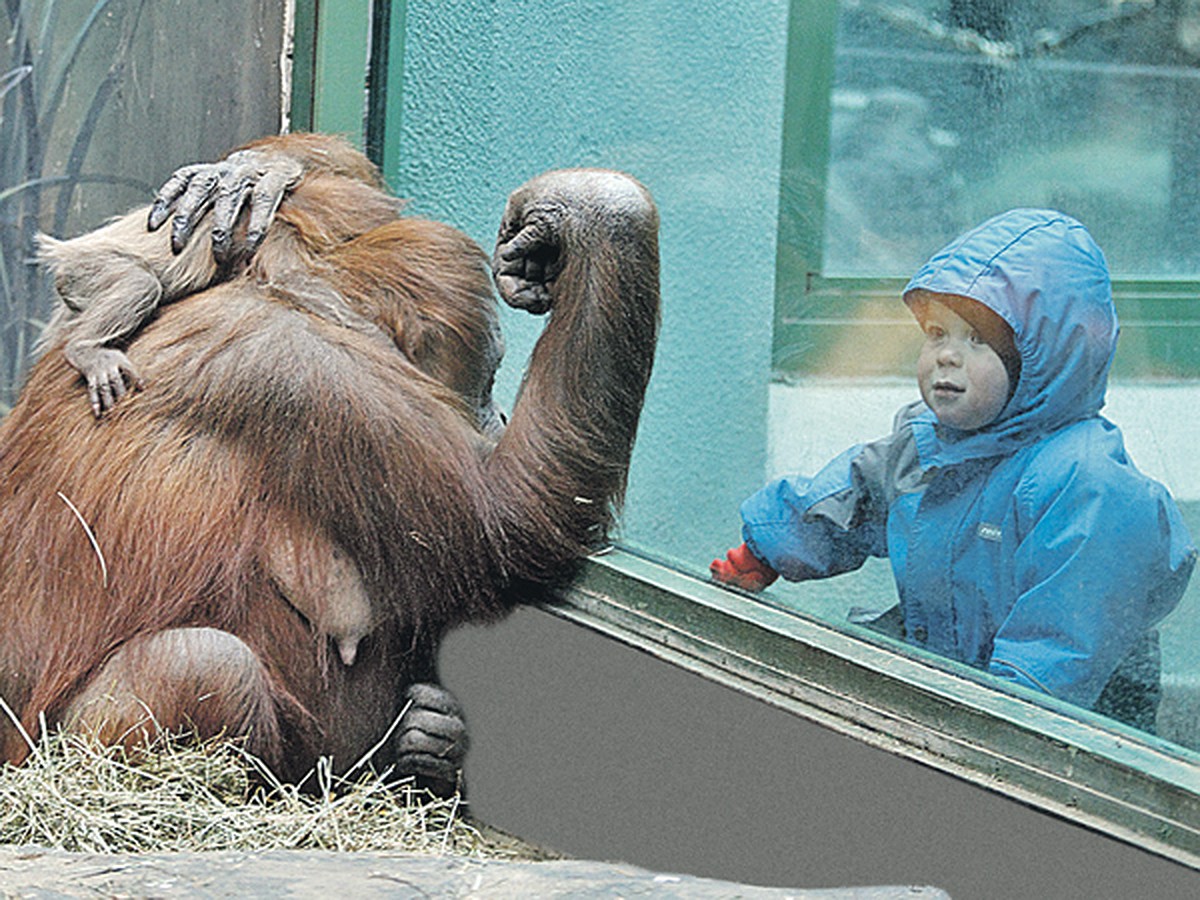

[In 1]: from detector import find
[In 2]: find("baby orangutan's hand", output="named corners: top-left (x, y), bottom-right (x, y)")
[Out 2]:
top-left (710, 542), bottom-right (779, 592)
top-left (63, 344), bottom-right (144, 417)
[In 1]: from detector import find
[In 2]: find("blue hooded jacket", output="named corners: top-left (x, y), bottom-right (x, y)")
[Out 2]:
top-left (742, 209), bottom-right (1196, 716)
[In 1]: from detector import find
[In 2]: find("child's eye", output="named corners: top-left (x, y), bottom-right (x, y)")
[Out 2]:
top-left (925, 325), bottom-right (945, 339)
top-left (969, 330), bottom-right (986, 346)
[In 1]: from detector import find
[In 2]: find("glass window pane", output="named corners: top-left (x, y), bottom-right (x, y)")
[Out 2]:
top-left (824, 0), bottom-right (1200, 278)
top-left (758, 1), bottom-right (1200, 750)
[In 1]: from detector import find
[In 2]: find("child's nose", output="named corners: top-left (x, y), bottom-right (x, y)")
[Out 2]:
top-left (937, 340), bottom-right (963, 365)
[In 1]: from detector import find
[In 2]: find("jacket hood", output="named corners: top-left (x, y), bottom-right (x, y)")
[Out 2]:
top-left (902, 208), bottom-right (1118, 467)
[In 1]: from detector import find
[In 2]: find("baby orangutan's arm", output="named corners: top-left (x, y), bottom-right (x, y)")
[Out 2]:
top-left (38, 210), bottom-right (220, 416)
top-left (41, 135), bottom-right (399, 417)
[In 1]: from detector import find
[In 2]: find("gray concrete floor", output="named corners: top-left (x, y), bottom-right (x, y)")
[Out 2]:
top-left (0, 846), bottom-right (949, 898)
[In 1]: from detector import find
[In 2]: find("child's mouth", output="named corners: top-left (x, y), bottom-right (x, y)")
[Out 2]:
top-left (933, 380), bottom-right (965, 394)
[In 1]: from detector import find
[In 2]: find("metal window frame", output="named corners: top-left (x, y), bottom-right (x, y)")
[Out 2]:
top-left (774, 275), bottom-right (1200, 376)
top-left (773, 1), bottom-right (1200, 377)
top-left (288, 0), bottom-right (407, 172)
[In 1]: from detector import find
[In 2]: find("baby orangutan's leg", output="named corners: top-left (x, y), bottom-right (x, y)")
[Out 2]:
top-left (38, 209), bottom-right (221, 416)
top-left (60, 627), bottom-right (283, 768)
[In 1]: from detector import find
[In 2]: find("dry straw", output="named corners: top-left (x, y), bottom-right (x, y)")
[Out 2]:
top-left (0, 725), bottom-right (542, 859)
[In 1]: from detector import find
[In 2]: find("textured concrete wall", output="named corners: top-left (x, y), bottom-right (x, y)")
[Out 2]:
top-left (387, 0), bottom-right (790, 565)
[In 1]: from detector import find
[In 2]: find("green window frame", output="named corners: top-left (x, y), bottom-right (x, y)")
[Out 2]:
top-left (289, 0), bottom-right (406, 171)
top-left (298, 0), bottom-right (1200, 870)
top-left (772, 0), bottom-right (1200, 380)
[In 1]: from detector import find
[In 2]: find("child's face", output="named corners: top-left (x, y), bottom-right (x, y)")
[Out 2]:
top-left (916, 297), bottom-right (1011, 431)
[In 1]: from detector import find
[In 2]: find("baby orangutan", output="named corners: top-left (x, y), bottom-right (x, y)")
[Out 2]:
top-left (38, 210), bottom-right (222, 416)
top-left (37, 141), bottom-right (383, 417)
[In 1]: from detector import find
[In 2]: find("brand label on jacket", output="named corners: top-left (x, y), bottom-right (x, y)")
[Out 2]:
top-left (977, 522), bottom-right (1002, 542)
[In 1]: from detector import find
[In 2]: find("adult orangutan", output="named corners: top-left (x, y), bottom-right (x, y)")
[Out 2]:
top-left (0, 133), bottom-right (660, 793)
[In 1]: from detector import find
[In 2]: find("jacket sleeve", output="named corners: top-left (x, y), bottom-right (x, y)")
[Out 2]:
top-left (987, 437), bottom-right (1196, 708)
top-left (739, 443), bottom-right (891, 582)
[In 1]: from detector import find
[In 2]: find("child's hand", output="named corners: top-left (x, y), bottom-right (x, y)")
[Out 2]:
top-left (710, 542), bottom-right (778, 592)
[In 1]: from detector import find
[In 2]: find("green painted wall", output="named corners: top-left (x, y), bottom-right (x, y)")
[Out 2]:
top-left (380, 0), bottom-right (792, 565)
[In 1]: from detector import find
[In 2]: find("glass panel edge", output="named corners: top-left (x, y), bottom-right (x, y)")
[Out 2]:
top-left (542, 548), bottom-right (1200, 869)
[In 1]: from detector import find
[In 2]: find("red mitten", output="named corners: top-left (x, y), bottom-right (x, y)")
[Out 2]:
top-left (710, 542), bottom-right (779, 592)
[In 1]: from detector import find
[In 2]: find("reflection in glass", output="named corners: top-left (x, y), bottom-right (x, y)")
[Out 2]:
top-left (755, 1), bottom-right (1200, 748)
top-left (722, 208), bottom-right (1196, 737)
top-left (824, 0), bottom-right (1200, 278)
top-left (758, 0), bottom-right (1200, 748)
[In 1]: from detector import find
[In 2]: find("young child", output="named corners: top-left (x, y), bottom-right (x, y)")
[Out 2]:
top-left (712, 208), bottom-right (1196, 731)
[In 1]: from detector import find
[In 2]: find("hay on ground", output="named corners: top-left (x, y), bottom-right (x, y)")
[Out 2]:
top-left (0, 727), bottom-right (546, 859)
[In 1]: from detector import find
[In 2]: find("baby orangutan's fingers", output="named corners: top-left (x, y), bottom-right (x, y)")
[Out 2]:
top-left (88, 373), bottom-right (111, 419)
